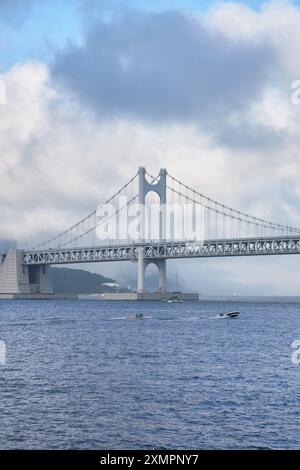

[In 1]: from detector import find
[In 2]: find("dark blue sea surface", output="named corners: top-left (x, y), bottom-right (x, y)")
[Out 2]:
top-left (0, 299), bottom-right (299, 449)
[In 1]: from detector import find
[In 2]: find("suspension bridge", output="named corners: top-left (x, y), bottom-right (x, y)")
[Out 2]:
top-left (1, 167), bottom-right (300, 298)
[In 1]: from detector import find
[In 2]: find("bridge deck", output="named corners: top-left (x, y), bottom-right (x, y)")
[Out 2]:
top-left (22, 236), bottom-right (300, 265)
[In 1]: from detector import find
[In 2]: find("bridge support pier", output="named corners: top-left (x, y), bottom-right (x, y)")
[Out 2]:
top-left (137, 247), bottom-right (145, 293)
top-left (137, 249), bottom-right (167, 293)
top-left (0, 249), bottom-right (53, 296)
top-left (157, 259), bottom-right (166, 291)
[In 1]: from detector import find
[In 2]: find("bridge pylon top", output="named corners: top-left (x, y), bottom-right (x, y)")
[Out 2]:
top-left (138, 167), bottom-right (167, 202)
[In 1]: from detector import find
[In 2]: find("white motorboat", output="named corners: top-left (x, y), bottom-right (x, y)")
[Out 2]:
top-left (218, 311), bottom-right (240, 319)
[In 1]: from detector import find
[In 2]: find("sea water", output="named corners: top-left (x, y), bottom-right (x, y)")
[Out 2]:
top-left (0, 299), bottom-right (299, 449)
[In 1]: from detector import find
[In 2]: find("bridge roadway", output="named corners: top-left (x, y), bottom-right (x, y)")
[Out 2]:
top-left (22, 235), bottom-right (300, 265)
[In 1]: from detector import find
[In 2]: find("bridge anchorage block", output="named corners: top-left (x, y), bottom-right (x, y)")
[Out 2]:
top-left (0, 249), bottom-right (53, 297)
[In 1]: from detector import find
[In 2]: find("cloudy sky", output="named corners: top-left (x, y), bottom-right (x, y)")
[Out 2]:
top-left (2, 0), bottom-right (300, 294)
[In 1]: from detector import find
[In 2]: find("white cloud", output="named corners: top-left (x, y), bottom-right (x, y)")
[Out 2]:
top-left (207, 0), bottom-right (300, 75)
top-left (2, 2), bottom-right (300, 293)
top-left (0, 56), bottom-right (300, 237)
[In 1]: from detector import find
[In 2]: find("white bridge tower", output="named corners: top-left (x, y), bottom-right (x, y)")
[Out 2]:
top-left (136, 167), bottom-right (167, 293)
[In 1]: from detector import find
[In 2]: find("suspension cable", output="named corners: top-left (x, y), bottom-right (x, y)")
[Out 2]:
top-left (167, 172), bottom-right (300, 234)
top-left (34, 171), bottom-right (139, 249)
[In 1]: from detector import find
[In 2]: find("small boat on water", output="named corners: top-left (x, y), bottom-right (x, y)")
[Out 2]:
top-left (128, 313), bottom-right (144, 320)
top-left (219, 311), bottom-right (240, 319)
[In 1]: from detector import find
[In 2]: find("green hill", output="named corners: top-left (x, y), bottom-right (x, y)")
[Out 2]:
top-left (51, 267), bottom-right (116, 294)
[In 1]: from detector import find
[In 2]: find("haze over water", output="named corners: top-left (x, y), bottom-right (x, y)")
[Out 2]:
top-left (0, 299), bottom-right (299, 449)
